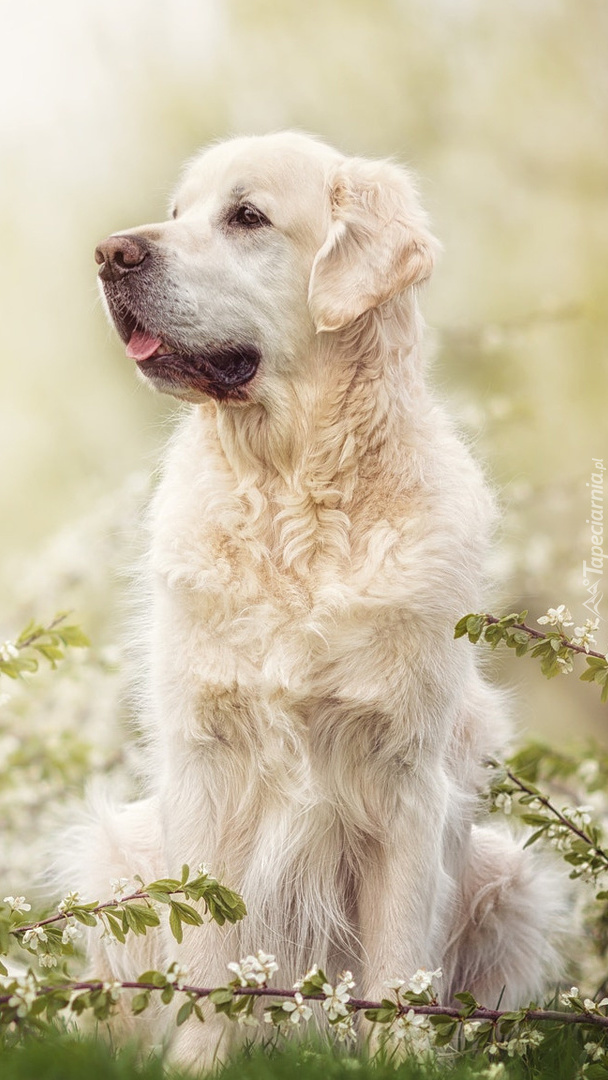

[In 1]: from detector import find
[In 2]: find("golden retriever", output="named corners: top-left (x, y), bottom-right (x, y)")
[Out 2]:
top-left (74, 131), bottom-right (559, 1066)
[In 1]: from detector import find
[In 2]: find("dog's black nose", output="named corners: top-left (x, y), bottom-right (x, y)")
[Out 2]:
top-left (95, 234), bottom-right (149, 282)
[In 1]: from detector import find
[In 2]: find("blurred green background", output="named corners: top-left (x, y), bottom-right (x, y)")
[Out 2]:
top-left (1, 0), bottom-right (607, 779)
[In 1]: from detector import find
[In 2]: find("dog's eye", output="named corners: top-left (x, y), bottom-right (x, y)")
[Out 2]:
top-left (231, 204), bottom-right (271, 229)
top-left (171, 207), bottom-right (178, 220)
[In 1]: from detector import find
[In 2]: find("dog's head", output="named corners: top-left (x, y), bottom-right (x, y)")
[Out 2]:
top-left (95, 132), bottom-right (438, 404)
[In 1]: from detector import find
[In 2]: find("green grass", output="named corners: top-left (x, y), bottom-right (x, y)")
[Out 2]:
top-left (0, 1024), bottom-right (599, 1080)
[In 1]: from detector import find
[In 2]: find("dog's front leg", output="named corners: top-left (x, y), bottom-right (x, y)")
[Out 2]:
top-left (357, 763), bottom-right (453, 1005)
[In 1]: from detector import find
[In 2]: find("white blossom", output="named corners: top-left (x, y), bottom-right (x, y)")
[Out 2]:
top-left (506, 1030), bottom-right (543, 1055)
top-left (102, 980), bottom-right (123, 1002)
top-left (572, 619), bottom-right (599, 652)
top-left (166, 964), bottom-right (189, 989)
top-left (58, 891), bottom-right (81, 913)
top-left (282, 992), bottom-right (312, 1024)
top-left (578, 759), bottom-right (600, 785)
top-left (39, 953), bottom-right (58, 968)
top-left (333, 1013), bottom-right (356, 1042)
top-left (407, 967), bottom-right (442, 994)
top-left (560, 986), bottom-right (580, 1006)
top-left (573, 805), bottom-right (594, 826)
top-left (294, 963), bottom-right (319, 989)
top-left (556, 655), bottom-right (574, 674)
top-left (196, 863), bottom-right (216, 880)
top-left (61, 923), bottom-right (81, 945)
top-left (495, 792), bottom-right (512, 815)
top-left (322, 980), bottom-right (351, 1020)
top-left (481, 1064), bottom-right (507, 1079)
top-left (0, 641), bottom-right (19, 662)
top-left (390, 1008), bottom-right (436, 1056)
top-left (8, 974), bottom-right (38, 1017)
top-left (338, 969), bottom-right (355, 990)
top-left (236, 1011), bottom-right (258, 1027)
top-left (110, 878), bottom-right (130, 898)
top-left (585, 1042), bottom-right (606, 1061)
top-left (227, 950), bottom-right (278, 987)
top-left (463, 1020), bottom-right (481, 1040)
top-left (537, 606), bottom-right (574, 628)
top-left (584, 996), bottom-right (608, 1014)
top-left (22, 925), bottom-right (48, 949)
top-left (3, 896), bottom-right (31, 913)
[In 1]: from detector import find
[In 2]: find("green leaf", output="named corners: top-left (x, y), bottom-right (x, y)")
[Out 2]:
top-left (131, 992), bottom-right (151, 1015)
top-left (177, 999), bottom-right (194, 1026)
top-left (454, 990), bottom-right (478, 1017)
top-left (57, 625), bottom-right (91, 648)
top-left (104, 912), bottom-right (126, 943)
top-left (169, 904), bottom-right (183, 944)
top-left (72, 908), bottom-right (98, 927)
top-left (170, 900), bottom-right (203, 927)
top-left (137, 970), bottom-right (167, 988)
top-left (208, 987), bottom-right (234, 1006)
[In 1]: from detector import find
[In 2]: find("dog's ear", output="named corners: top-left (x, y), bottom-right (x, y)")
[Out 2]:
top-left (308, 158), bottom-right (439, 333)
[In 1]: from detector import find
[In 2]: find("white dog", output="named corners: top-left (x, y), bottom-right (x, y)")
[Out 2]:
top-left (77, 131), bottom-right (558, 1065)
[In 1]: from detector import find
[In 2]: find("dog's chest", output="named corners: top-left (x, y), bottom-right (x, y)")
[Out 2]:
top-left (152, 496), bottom-right (376, 709)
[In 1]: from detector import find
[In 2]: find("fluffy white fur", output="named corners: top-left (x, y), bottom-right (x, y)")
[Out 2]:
top-left (67, 132), bottom-right (561, 1067)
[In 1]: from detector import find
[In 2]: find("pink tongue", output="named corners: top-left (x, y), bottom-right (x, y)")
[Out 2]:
top-left (126, 329), bottom-right (163, 361)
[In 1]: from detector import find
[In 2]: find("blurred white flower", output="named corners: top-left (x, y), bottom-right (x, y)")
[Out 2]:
top-left (22, 925), bottom-right (48, 949)
top-left (8, 975), bottom-right (38, 1017)
top-left (0, 642), bottom-right (19, 662)
top-left (102, 980), bottom-right (123, 1002)
top-left (236, 1011), bottom-right (258, 1027)
top-left (572, 619), bottom-right (599, 652)
top-left (166, 964), bottom-right (189, 989)
top-left (3, 896), bottom-right (31, 913)
top-left (585, 1042), bottom-right (606, 1061)
top-left (537, 606), bottom-right (573, 628)
top-left (495, 792), bottom-right (512, 815)
top-left (110, 878), bottom-right (130, 898)
top-left (39, 953), bottom-right (58, 968)
top-left (58, 891), bottom-right (81, 913)
top-left (61, 923), bottom-right (81, 945)
top-left (333, 1014), bottom-right (356, 1042)
top-left (578, 759), bottom-right (600, 785)
top-left (463, 1020), bottom-right (481, 1040)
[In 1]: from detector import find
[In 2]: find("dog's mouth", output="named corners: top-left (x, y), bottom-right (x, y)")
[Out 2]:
top-left (107, 302), bottom-right (260, 403)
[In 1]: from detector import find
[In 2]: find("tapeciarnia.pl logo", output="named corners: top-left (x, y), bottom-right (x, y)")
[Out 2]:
top-left (582, 458), bottom-right (605, 620)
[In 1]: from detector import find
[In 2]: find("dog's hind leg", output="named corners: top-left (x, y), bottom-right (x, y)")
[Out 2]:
top-left (442, 825), bottom-right (564, 1009)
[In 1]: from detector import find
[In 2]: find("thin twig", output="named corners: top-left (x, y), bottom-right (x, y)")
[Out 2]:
top-left (505, 767), bottom-right (608, 864)
top-left (2, 980), bottom-right (607, 1030)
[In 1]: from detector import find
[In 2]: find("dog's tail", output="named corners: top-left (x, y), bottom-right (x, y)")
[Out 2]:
top-left (442, 824), bottom-right (566, 1009)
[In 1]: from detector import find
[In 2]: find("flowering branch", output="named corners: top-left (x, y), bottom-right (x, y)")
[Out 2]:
top-left (455, 608), bottom-right (608, 699)
top-left (487, 758), bottom-right (608, 897)
top-left (1, 866), bottom-right (246, 973)
top-left (0, 613), bottom-right (90, 680)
